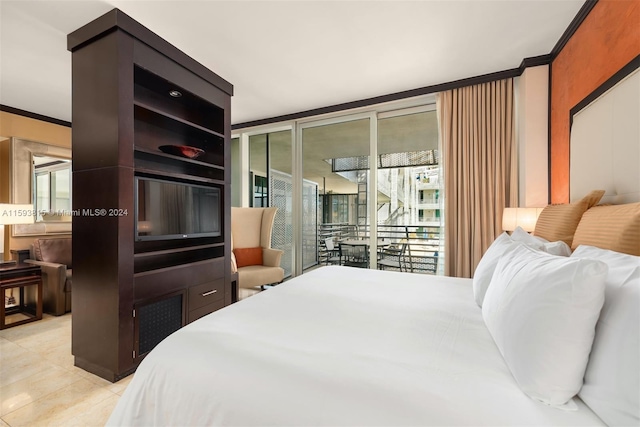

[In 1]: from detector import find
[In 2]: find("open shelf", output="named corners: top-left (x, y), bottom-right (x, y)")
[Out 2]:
top-left (134, 243), bottom-right (224, 258)
top-left (134, 102), bottom-right (225, 140)
top-left (134, 105), bottom-right (225, 167)
top-left (133, 245), bottom-right (224, 274)
top-left (134, 235), bottom-right (224, 255)
top-left (133, 243), bottom-right (224, 258)
top-left (134, 151), bottom-right (225, 182)
top-left (134, 66), bottom-right (224, 135)
top-left (134, 146), bottom-right (224, 170)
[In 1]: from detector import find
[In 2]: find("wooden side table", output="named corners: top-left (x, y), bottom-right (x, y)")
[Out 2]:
top-left (10, 249), bottom-right (31, 264)
top-left (0, 264), bottom-right (43, 329)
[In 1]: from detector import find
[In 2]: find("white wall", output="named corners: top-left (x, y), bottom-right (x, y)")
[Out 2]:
top-left (515, 65), bottom-right (549, 207)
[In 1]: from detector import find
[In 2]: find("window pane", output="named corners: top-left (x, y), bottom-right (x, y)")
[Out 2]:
top-left (36, 173), bottom-right (50, 220)
top-left (376, 110), bottom-right (443, 275)
top-left (249, 134), bottom-right (267, 208)
top-left (52, 168), bottom-right (71, 211)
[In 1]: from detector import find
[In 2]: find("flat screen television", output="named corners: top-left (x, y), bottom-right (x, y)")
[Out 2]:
top-left (135, 176), bottom-right (221, 241)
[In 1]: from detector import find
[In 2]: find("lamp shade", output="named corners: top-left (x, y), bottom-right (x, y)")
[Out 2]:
top-left (502, 207), bottom-right (543, 233)
top-left (0, 204), bottom-right (36, 225)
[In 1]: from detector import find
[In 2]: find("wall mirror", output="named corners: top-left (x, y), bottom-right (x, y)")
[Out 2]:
top-left (11, 137), bottom-right (72, 236)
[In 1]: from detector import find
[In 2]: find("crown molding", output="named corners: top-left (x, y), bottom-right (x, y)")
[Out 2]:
top-left (551, 0), bottom-right (599, 59)
top-left (0, 105), bottom-right (71, 128)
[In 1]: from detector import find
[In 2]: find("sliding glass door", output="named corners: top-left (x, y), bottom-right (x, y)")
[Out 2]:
top-left (376, 106), bottom-right (443, 274)
top-left (299, 113), bottom-right (375, 272)
top-left (233, 96), bottom-right (442, 278)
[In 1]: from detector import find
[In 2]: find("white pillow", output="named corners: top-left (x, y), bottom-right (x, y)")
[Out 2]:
top-left (528, 232), bottom-right (572, 257)
top-left (511, 226), bottom-right (545, 248)
top-left (473, 233), bottom-right (516, 307)
top-left (482, 244), bottom-right (608, 406)
top-left (573, 245), bottom-right (640, 426)
top-left (540, 240), bottom-right (572, 257)
top-left (473, 229), bottom-right (544, 307)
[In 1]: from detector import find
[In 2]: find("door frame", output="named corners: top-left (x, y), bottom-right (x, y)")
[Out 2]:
top-left (296, 111), bottom-right (377, 274)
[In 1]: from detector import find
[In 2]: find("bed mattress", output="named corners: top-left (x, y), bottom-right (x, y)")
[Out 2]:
top-left (107, 266), bottom-right (604, 426)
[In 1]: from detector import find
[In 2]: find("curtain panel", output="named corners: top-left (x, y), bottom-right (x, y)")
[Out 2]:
top-left (438, 78), bottom-right (517, 278)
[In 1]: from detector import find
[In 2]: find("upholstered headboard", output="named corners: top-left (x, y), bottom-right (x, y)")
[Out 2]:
top-left (570, 66), bottom-right (639, 204)
top-left (567, 60), bottom-right (640, 255)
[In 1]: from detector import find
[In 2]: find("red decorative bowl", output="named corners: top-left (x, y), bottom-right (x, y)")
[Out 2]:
top-left (159, 145), bottom-right (205, 159)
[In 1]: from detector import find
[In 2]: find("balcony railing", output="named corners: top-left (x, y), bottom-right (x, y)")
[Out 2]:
top-left (318, 223), bottom-right (442, 274)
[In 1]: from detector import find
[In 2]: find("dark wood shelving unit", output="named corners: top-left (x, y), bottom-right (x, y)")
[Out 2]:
top-left (68, 8), bottom-right (233, 382)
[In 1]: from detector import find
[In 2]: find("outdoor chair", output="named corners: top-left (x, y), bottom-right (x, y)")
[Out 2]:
top-left (339, 242), bottom-right (369, 268)
top-left (377, 242), bottom-right (407, 272)
top-left (321, 237), bottom-right (341, 265)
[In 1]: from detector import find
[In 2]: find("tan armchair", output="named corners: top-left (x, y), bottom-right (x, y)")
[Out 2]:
top-left (25, 237), bottom-right (72, 315)
top-left (231, 207), bottom-right (284, 290)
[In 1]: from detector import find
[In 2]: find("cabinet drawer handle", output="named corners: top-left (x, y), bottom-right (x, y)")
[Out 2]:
top-left (201, 290), bottom-right (217, 297)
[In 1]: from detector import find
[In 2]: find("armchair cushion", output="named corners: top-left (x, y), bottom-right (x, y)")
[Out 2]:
top-left (27, 237), bottom-right (72, 315)
top-left (263, 248), bottom-right (284, 267)
top-left (33, 237), bottom-right (72, 268)
top-left (234, 247), bottom-right (263, 268)
top-left (238, 265), bottom-right (285, 289)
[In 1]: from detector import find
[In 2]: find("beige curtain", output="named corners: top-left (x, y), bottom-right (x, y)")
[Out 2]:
top-left (438, 78), bottom-right (517, 278)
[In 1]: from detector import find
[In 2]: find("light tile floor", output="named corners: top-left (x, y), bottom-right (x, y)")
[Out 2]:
top-left (0, 288), bottom-right (267, 426)
top-left (0, 313), bottom-right (133, 427)
top-left (238, 287), bottom-right (261, 300)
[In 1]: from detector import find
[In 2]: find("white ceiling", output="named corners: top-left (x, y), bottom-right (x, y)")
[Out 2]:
top-left (0, 0), bottom-right (585, 126)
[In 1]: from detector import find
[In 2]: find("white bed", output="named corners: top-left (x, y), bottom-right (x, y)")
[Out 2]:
top-left (107, 266), bottom-right (605, 426)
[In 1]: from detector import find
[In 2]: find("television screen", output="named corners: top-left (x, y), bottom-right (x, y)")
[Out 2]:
top-left (136, 177), bottom-right (220, 240)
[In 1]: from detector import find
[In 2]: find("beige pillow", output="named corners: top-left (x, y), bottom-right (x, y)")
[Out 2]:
top-left (572, 203), bottom-right (640, 256)
top-left (534, 190), bottom-right (605, 246)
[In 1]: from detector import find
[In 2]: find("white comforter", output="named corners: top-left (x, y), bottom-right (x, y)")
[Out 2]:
top-left (107, 266), bottom-right (604, 426)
